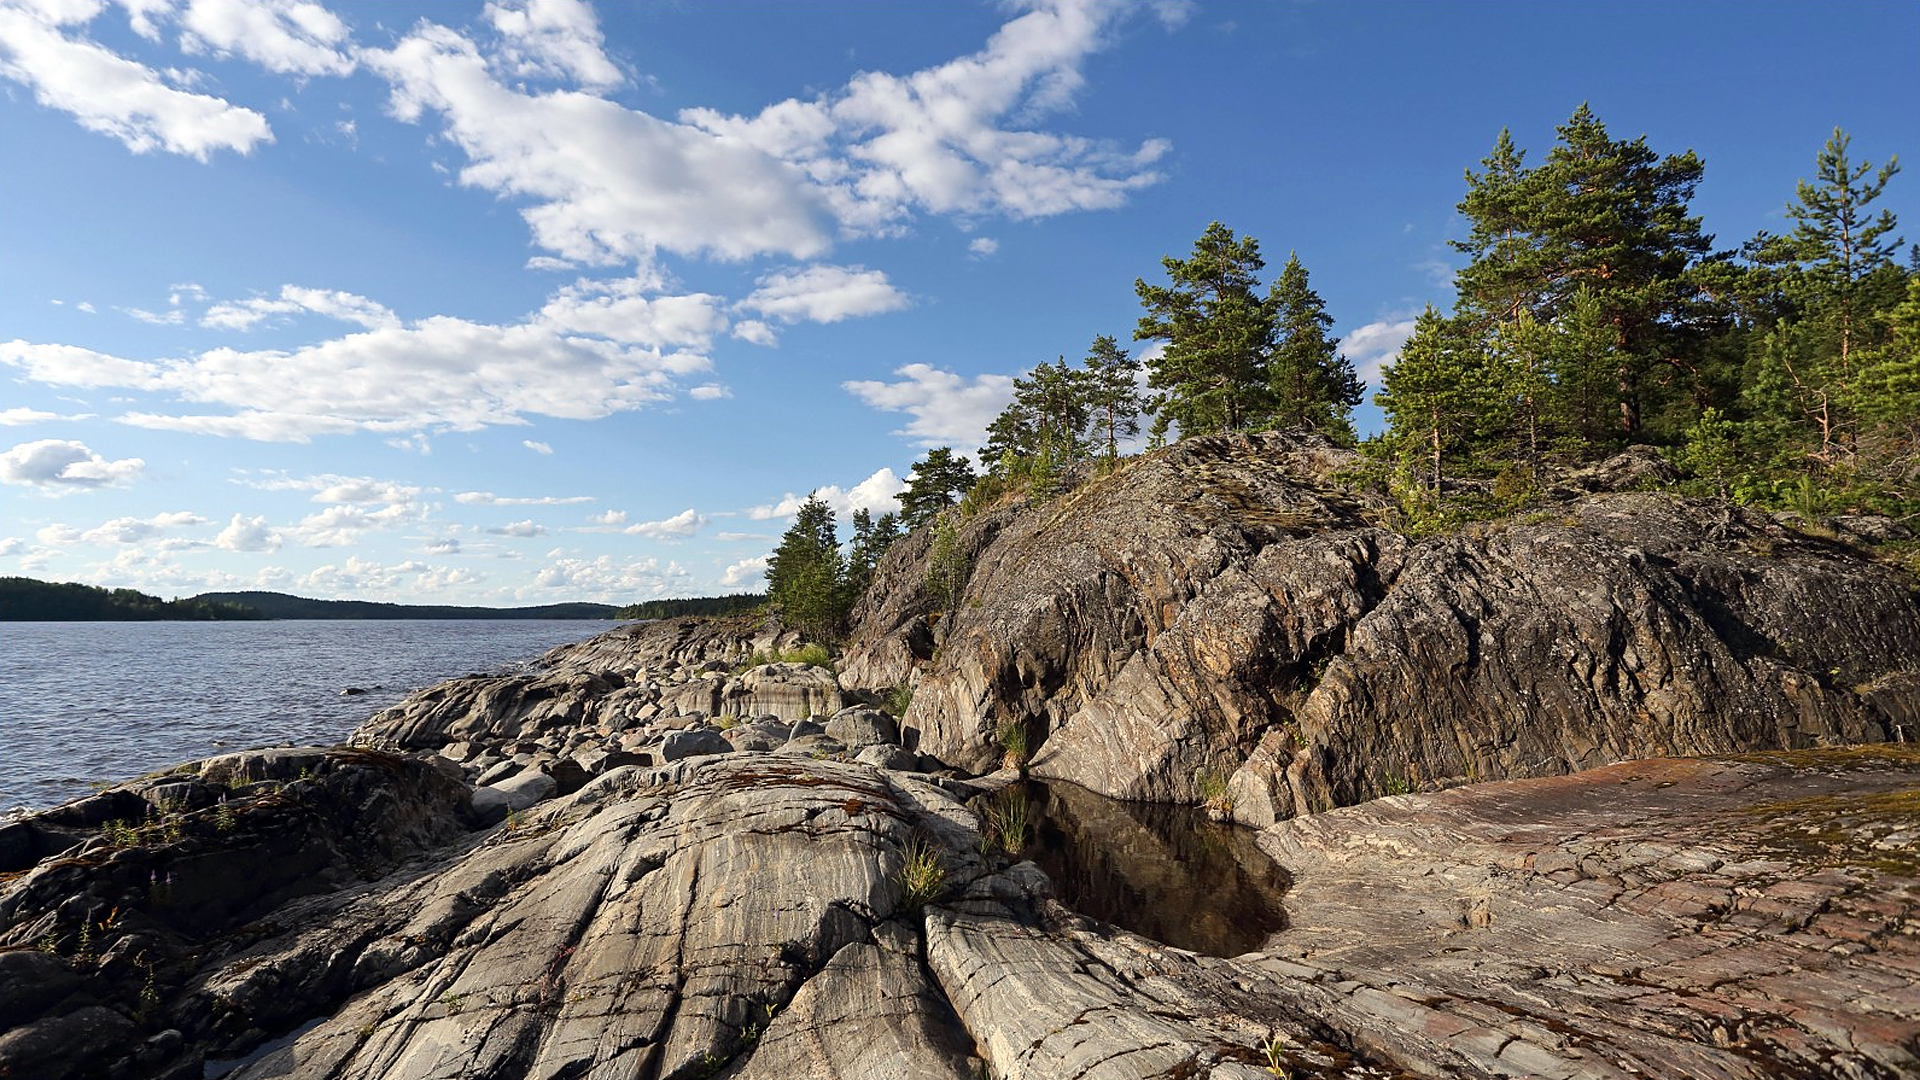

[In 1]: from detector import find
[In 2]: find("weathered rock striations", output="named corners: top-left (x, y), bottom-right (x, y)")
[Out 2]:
top-left (4, 432), bottom-right (1918, 1080)
top-left (840, 432), bottom-right (1920, 820)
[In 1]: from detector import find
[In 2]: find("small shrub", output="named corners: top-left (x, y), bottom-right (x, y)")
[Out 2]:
top-left (1381, 772), bottom-right (1413, 797)
top-left (993, 719), bottom-right (1028, 772)
top-left (882, 683), bottom-right (913, 718)
top-left (895, 839), bottom-right (947, 909)
top-left (982, 788), bottom-right (1030, 853)
top-left (1199, 769), bottom-right (1235, 817)
top-left (1260, 1032), bottom-right (1292, 1077)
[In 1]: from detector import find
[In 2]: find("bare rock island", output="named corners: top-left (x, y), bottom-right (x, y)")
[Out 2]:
top-left (2, 432), bottom-right (1916, 1080)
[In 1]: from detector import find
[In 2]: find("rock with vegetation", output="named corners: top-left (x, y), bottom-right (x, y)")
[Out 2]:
top-left (840, 430), bottom-right (1920, 820)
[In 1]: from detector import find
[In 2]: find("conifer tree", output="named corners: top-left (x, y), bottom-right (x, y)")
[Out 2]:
top-left (1082, 335), bottom-right (1143, 460)
top-left (898, 448), bottom-right (977, 529)
top-left (765, 494), bottom-right (847, 643)
top-left (1375, 307), bottom-right (1503, 495)
top-left (1267, 252), bottom-right (1363, 442)
top-left (1136, 222), bottom-right (1277, 440)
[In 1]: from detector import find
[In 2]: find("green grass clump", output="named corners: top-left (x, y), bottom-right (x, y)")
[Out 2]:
top-left (895, 839), bottom-right (947, 909)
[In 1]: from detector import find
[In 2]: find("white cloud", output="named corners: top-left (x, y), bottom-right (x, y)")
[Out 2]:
top-left (76, 301), bottom-right (97, 313)
top-left (215, 512), bottom-right (282, 552)
top-left (842, 363), bottom-right (1014, 450)
top-left (236, 472), bottom-right (426, 505)
top-left (746, 467), bottom-right (905, 521)
top-left (688, 383), bottom-right (731, 400)
top-left (587, 509), bottom-right (624, 526)
top-left (968, 237), bottom-right (999, 258)
top-left (730, 320), bottom-right (777, 347)
top-left (484, 0), bottom-right (623, 90)
top-left (1, 280), bottom-right (717, 441)
top-left (172, 0), bottom-right (355, 77)
top-left (522, 439), bottom-right (553, 454)
top-left (623, 508), bottom-right (704, 540)
top-left (0, 438), bottom-right (145, 488)
top-left (201, 285), bottom-right (400, 332)
top-left (721, 555), bottom-right (767, 588)
top-left (126, 306), bottom-right (185, 325)
top-left (684, 0), bottom-right (1168, 233)
top-left (292, 500), bottom-right (428, 547)
top-left (524, 553), bottom-right (689, 599)
top-left (37, 509), bottom-right (206, 546)
top-left (300, 554), bottom-right (485, 601)
top-left (0, 1), bottom-right (272, 159)
top-left (487, 519), bottom-right (548, 537)
top-left (366, 21), bottom-right (831, 270)
top-left (456, 490), bottom-right (593, 506)
top-left (739, 264), bottom-right (909, 325)
top-left (1343, 316), bottom-right (1419, 389)
top-left (0, 407), bottom-right (59, 425)
top-left (425, 537), bottom-right (461, 554)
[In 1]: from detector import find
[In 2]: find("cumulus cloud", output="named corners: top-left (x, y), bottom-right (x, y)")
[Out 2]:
top-left (365, 22), bottom-right (831, 270)
top-left (0, 407), bottom-right (60, 425)
top-left (842, 364), bottom-right (1014, 450)
top-left (1343, 316), bottom-right (1419, 388)
top-left (0, 0), bottom-right (273, 159)
top-left (587, 509), bottom-right (625, 526)
top-left (522, 439), bottom-right (553, 454)
top-left (721, 555), bottom-right (767, 588)
top-left (484, 0), bottom-right (623, 90)
top-left (300, 555), bottom-right (486, 601)
top-left (201, 285), bottom-right (400, 332)
top-left (968, 237), bottom-right (999, 258)
top-left (214, 513), bottom-right (282, 552)
top-left (38, 510), bottom-right (206, 546)
top-left (746, 467), bottom-right (905, 521)
top-left (623, 508), bottom-right (704, 540)
top-left (684, 0), bottom-right (1168, 234)
top-left (486, 519), bottom-right (548, 538)
top-left (525, 553), bottom-right (689, 599)
top-left (1, 280), bottom-right (719, 441)
top-left (739, 265), bottom-right (909, 325)
top-left (456, 490), bottom-right (593, 506)
top-left (0, 438), bottom-right (145, 488)
top-left (171, 0), bottom-right (356, 77)
top-left (235, 472), bottom-right (427, 506)
top-left (688, 383), bottom-right (731, 400)
top-left (362, 1), bottom-right (1167, 276)
top-left (425, 537), bottom-right (461, 554)
top-left (293, 500), bottom-right (429, 547)
top-left (730, 320), bottom-right (776, 347)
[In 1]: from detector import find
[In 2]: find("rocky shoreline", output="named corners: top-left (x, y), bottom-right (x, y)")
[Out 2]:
top-left (3, 432), bottom-right (1917, 1079)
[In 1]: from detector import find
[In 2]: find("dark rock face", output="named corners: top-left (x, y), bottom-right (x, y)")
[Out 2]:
top-left (840, 432), bottom-right (1920, 820)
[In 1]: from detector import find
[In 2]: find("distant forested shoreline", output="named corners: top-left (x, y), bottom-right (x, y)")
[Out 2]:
top-left (0, 578), bottom-right (764, 622)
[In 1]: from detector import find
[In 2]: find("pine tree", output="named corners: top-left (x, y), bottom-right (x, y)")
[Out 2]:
top-left (1136, 222), bottom-right (1277, 440)
top-left (765, 494), bottom-right (848, 643)
top-left (1451, 106), bottom-right (1713, 443)
top-left (1082, 334), bottom-right (1143, 460)
top-left (1267, 252), bottom-right (1363, 442)
top-left (1375, 307), bottom-right (1504, 496)
top-left (898, 448), bottom-right (978, 529)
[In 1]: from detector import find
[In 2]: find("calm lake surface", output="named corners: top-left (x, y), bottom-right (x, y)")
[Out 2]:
top-left (0, 620), bottom-right (608, 814)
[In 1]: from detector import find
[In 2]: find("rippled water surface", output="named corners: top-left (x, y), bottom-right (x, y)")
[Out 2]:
top-left (0, 620), bottom-right (607, 813)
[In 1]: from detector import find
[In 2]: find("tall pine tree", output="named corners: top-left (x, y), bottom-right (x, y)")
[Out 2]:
top-left (1267, 252), bottom-right (1363, 442)
top-left (1136, 222), bottom-right (1277, 440)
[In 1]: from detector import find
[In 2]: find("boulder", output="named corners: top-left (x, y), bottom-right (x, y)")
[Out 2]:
top-left (825, 707), bottom-right (901, 749)
top-left (659, 728), bottom-right (734, 762)
top-left (722, 663), bottom-right (845, 721)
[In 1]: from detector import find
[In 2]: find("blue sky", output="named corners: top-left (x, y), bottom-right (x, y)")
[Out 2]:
top-left (2, 0), bottom-right (1915, 606)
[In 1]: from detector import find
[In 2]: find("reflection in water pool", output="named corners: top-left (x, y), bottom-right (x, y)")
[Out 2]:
top-left (993, 779), bottom-right (1290, 956)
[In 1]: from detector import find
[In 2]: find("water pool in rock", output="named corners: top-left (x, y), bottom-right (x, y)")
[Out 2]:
top-left (989, 778), bottom-right (1290, 956)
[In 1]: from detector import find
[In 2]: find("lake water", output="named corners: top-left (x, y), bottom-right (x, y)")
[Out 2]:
top-left (0, 620), bottom-right (609, 814)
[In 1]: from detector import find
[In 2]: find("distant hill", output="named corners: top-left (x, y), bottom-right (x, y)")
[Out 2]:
top-left (614, 594), bottom-right (766, 620)
top-left (191, 591), bottom-right (620, 620)
top-left (0, 577), bottom-right (265, 621)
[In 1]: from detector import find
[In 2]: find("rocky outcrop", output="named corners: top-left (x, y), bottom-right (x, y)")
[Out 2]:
top-left (841, 432), bottom-right (1920, 820)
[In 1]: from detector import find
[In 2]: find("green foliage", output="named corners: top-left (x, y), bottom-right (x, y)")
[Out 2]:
top-left (882, 683), bottom-right (913, 718)
top-left (982, 788), bottom-right (1030, 853)
top-left (993, 717), bottom-right (1029, 771)
top-left (899, 448), bottom-right (979, 530)
top-left (0, 578), bottom-right (265, 621)
top-left (895, 839), bottom-right (948, 910)
top-left (614, 594), bottom-right (766, 621)
top-left (925, 514), bottom-right (970, 612)
top-left (1136, 221), bottom-right (1278, 438)
top-left (742, 643), bottom-right (834, 668)
top-left (766, 494), bottom-right (851, 644)
top-left (1266, 252), bottom-right (1363, 443)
